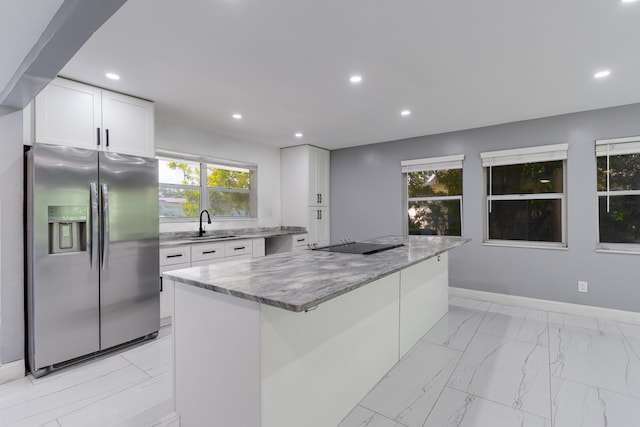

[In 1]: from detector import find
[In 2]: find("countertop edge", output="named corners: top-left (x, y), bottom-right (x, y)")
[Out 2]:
top-left (164, 237), bottom-right (469, 313)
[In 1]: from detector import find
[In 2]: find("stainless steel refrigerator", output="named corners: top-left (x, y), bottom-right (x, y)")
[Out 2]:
top-left (26, 143), bottom-right (160, 377)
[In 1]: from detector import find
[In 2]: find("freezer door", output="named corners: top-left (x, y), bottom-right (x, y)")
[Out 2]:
top-left (27, 144), bottom-right (100, 369)
top-left (99, 152), bottom-right (159, 349)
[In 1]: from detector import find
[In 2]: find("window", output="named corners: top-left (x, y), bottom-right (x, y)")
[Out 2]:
top-left (402, 155), bottom-right (464, 236)
top-left (596, 136), bottom-right (640, 250)
top-left (158, 151), bottom-right (257, 220)
top-left (481, 144), bottom-right (568, 247)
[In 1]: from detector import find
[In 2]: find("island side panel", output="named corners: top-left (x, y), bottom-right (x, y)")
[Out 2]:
top-left (174, 282), bottom-right (261, 427)
top-left (399, 252), bottom-right (449, 357)
top-left (260, 273), bottom-right (401, 427)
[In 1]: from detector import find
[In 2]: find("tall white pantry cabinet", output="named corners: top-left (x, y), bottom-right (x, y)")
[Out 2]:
top-left (281, 145), bottom-right (330, 247)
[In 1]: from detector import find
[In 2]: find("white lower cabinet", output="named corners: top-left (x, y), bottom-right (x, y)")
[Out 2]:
top-left (159, 238), bottom-right (265, 324)
top-left (307, 207), bottom-right (330, 247)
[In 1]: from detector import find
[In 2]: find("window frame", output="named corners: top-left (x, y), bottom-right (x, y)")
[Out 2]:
top-left (401, 154), bottom-right (464, 237)
top-left (595, 136), bottom-right (640, 254)
top-left (157, 150), bottom-right (258, 222)
top-left (481, 144), bottom-right (568, 249)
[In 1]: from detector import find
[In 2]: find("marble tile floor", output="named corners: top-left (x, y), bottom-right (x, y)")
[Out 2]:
top-left (0, 326), bottom-right (173, 427)
top-left (4, 297), bottom-right (640, 427)
top-left (339, 297), bottom-right (640, 427)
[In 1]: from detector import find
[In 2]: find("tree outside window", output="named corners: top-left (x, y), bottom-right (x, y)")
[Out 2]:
top-left (407, 169), bottom-right (462, 236)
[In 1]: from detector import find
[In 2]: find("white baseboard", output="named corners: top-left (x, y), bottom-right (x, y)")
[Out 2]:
top-left (155, 412), bottom-right (180, 427)
top-left (0, 359), bottom-right (25, 385)
top-left (449, 286), bottom-right (640, 325)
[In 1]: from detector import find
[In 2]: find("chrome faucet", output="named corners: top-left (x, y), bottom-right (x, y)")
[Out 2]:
top-left (199, 209), bottom-right (212, 237)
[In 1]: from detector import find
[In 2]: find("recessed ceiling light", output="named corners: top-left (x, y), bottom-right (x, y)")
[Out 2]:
top-left (349, 75), bottom-right (362, 84)
top-left (232, 113), bottom-right (242, 119)
top-left (105, 73), bottom-right (120, 80)
top-left (295, 133), bottom-right (303, 138)
top-left (401, 110), bottom-right (411, 116)
top-left (594, 70), bottom-right (611, 79)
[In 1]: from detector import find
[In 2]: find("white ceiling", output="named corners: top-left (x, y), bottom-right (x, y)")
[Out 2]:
top-left (61, 0), bottom-right (640, 150)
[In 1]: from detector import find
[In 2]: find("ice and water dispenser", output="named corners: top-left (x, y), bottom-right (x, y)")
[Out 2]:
top-left (48, 206), bottom-right (88, 254)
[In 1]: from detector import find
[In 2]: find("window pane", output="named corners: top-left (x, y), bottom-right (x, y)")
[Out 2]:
top-left (596, 154), bottom-right (640, 192)
top-left (408, 200), bottom-right (461, 236)
top-left (159, 187), bottom-right (200, 217)
top-left (208, 191), bottom-right (250, 217)
top-left (158, 159), bottom-right (200, 186)
top-left (489, 161), bottom-right (563, 195)
top-left (599, 196), bottom-right (640, 243)
top-left (207, 165), bottom-right (251, 189)
top-left (489, 199), bottom-right (562, 242)
top-left (408, 169), bottom-right (462, 198)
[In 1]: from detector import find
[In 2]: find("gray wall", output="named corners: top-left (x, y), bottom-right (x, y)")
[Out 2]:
top-left (331, 103), bottom-right (640, 312)
top-left (0, 111), bottom-right (25, 364)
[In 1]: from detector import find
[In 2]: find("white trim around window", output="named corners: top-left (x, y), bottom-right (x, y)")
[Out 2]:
top-left (481, 143), bottom-right (568, 167)
top-left (482, 143), bottom-right (568, 248)
top-left (401, 154), bottom-right (464, 173)
top-left (595, 135), bottom-right (640, 252)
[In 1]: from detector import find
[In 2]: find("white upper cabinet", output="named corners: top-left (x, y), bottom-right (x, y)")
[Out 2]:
top-left (33, 77), bottom-right (155, 157)
top-left (101, 90), bottom-right (154, 157)
top-left (308, 146), bottom-right (330, 206)
top-left (34, 78), bottom-right (102, 149)
top-left (281, 145), bottom-right (330, 246)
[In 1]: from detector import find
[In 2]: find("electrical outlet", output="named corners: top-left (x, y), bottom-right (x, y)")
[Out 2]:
top-left (578, 281), bottom-right (588, 293)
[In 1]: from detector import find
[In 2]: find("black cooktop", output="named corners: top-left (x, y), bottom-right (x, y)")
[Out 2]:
top-left (313, 242), bottom-right (405, 255)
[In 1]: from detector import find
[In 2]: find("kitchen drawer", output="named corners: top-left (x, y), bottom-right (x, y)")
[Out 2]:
top-left (224, 239), bottom-right (252, 257)
top-left (222, 253), bottom-right (253, 261)
top-left (292, 234), bottom-right (309, 250)
top-left (191, 258), bottom-right (226, 267)
top-left (191, 242), bottom-right (225, 262)
top-left (160, 246), bottom-right (191, 266)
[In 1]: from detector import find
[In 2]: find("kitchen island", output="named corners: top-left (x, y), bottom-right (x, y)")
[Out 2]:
top-left (163, 235), bottom-right (468, 427)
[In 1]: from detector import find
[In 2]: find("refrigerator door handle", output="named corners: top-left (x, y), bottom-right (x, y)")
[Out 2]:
top-left (101, 183), bottom-right (110, 270)
top-left (90, 182), bottom-right (99, 270)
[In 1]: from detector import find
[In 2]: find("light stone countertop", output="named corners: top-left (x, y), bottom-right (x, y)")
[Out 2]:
top-left (160, 226), bottom-right (307, 247)
top-left (163, 235), bottom-right (469, 312)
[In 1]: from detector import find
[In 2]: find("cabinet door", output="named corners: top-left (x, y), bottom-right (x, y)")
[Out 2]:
top-left (160, 262), bottom-right (190, 324)
top-left (316, 148), bottom-right (330, 206)
top-left (34, 78), bottom-right (101, 149)
top-left (307, 146), bottom-right (330, 206)
top-left (317, 207), bottom-right (330, 246)
top-left (307, 207), bottom-right (329, 246)
top-left (307, 146), bottom-right (320, 206)
top-left (101, 90), bottom-right (155, 157)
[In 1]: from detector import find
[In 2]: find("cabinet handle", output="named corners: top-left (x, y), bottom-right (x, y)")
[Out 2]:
top-left (166, 253), bottom-right (183, 258)
top-left (105, 129), bottom-right (110, 147)
top-left (202, 250), bottom-right (217, 254)
top-left (317, 193), bottom-right (321, 204)
top-left (319, 193), bottom-right (322, 204)
top-left (296, 238), bottom-right (306, 242)
top-left (234, 246), bottom-right (246, 250)
top-left (97, 127), bottom-right (101, 146)
top-left (160, 276), bottom-right (163, 292)
top-left (317, 210), bottom-right (322, 220)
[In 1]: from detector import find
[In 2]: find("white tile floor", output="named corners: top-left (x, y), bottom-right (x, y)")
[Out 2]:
top-left (338, 297), bottom-right (640, 427)
top-left (3, 297), bottom-right (640, 427)
top-left (0, 327), bottom-right (173, 427)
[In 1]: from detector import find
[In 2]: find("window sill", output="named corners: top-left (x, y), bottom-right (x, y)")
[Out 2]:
top-left (596, 244), bottom-right (640, 255)
top-left (482, 241), bottom-right (568, 251)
